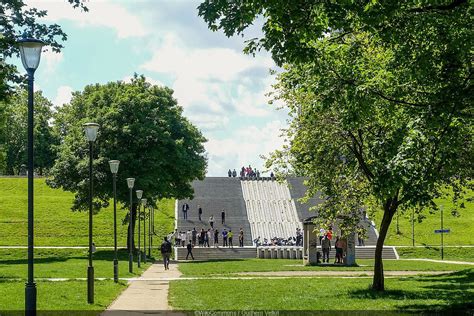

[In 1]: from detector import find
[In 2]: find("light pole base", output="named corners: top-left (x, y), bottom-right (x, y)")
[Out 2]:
top-left (87, 266), bottom-right (94, 304)
top-left (25, 282), bottom-right (37, 315)
top-left (129, 253), bottom-right (133, 273)
top-left (113, 259), bottom-right (119, 283)
top-left (137, 251), bottom-right (141, 268)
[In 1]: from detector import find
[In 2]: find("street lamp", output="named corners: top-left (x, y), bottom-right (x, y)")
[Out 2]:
top-left (141, 198), bottom-right (147, 263)
top-left (84, 122), bottom-right (99, 304)
top-left (148, 202), bottom-right (152, 258)
top-left (109, 160), bottom-right (120, 283)
top-left (136, 190), bottom-right (143, 267)
top-left (18, 34), bottom-right (45, 315)
top-left (126, 178), bottom-right (135, 273)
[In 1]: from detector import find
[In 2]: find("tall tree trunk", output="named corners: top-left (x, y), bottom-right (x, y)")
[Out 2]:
top-left (372, 199), bottom-right (397, 291)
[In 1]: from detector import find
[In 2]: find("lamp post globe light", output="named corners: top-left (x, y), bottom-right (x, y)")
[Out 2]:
top-left (109, 160), bottom-right (120, 283)
top-left (141, 198), bottom-right (147, 263)
top-left (18, 34), bottom-right (45, 315)
top-left (83, 122), bottom-right (99, 304)
top-left (135, 190), bottom-right (143, 267)
top-left (126, 178), bottom-right (135, 273)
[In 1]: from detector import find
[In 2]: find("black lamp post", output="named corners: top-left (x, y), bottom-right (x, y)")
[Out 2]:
top-left (84, 122), bottom-right (99, 304)
top-left (142, 198), bottom-right (147, 263)
top-left (18, 34), bottom-right (45, 316)
top-left (136, 190), bottom-right (143, 268)
top-left (109, 160), bottom-right (120, 282)
top-left (148, 203), bottom-right (151, 258)
top-left (126, 178), bottom-right (135, 273)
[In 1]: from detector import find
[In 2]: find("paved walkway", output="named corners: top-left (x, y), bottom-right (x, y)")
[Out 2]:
top-left (105, 262), bottom-right (181, 312)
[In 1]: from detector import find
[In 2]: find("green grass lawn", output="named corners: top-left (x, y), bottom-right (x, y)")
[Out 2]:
top-left (374, 189), bottom-right (474, 246)
top-left (397, 246), bottom-right (474, 262)
top-left (169, 269), bottom-right (474, 311)
top-left (177, 258), bottom-right (474, 277)
top-left (0, 280), bottom-right (126, 310)
top-left (0, 249), bottom-right (154, 279)
top-left (0, 178), bottom-right (175, 246)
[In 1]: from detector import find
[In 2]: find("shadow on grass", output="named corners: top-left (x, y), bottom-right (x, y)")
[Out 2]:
top-left (0, 249), bottom-right (155, 265)
top-left (348, 269), bottom-right (474, 313)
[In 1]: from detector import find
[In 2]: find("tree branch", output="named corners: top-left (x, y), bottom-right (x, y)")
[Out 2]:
top-left (409, 0), bottom-right (467, 12)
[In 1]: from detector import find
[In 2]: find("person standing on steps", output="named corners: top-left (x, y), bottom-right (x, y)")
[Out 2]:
top-left (209, 215), bottom-right (214, 229)
top-left (198, 205), bottom-right (203, 221)
top-left (232, 169), bottom-right (237, 177)
top-left (228, 230), bottom-right (234, 248)
top-left (222, 229), bottom-right (228, 247)
top-left (182, 202), bottom-right (189, 220)
top-left (192, 227), bottom-right (197, 246)
top-left (239, 228), bottom-right (244, 247)
top-left (186, 240), bottom-right (194, 260)
top-left (221, 209), bottom-right (226, 225)
top-left (160, 236), bottom-right (172, 270)
top-left (214, 229), bottom-right (219, 247)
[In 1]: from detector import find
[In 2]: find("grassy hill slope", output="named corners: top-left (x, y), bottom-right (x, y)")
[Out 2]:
top-left (0, 178), bottom-right (175, 246)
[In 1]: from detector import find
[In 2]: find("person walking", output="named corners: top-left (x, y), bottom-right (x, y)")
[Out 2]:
top-left (180, 231), bottom-right (186, 247)
top-left (209, 215), bottom-right (214, 229)
top-left (222, 229), bottom-right (228, 247)
top-left (239, 228), bottom-right (244, 247)
top-left (228, 169), bottom-right (232, 177)
top-left (174, 229), bottom-right (180, 247)
top-left (228, 230), bottom-right (234, 248)
top-left (198, 205), bottom-right (203, 221)
top-left (182, 203), bottom-right (189, 220)
top-left (214, 229), bottom-right (219, 247)
top-left (221, 209), bottom-right (226, 225)
top-left (186, 240), bottom-right (194, 260)
top-left (160, 236), bottom-right (172, 270)
top-left (232, 169), bottom-right (237, 177)
top-left (321, 235), bottom-right (331, 263)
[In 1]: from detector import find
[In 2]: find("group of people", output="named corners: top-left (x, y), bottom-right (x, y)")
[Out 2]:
top-left (226, 165), bottom-right (277, 180)
top-left (253, 227), bottom-right (303, 247)
top-left (319, 227), bottom-right (348, 264)
top-left (169, 226), bottom-right (246, 260)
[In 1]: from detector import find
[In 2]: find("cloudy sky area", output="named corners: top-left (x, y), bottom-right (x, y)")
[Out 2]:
top-left (24, 0), bottom-right (288, 176)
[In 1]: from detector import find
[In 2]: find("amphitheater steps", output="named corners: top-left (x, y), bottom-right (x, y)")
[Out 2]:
top-left (175, 246), bottom-right (397, 260)
top-left (175, 246), bottom-right (257, 260)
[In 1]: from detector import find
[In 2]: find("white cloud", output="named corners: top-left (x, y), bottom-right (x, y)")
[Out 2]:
top-left (205, 120), bottom-right (287, 176)
top-left (40, 50), bottom-right (63, 74)
top-left (26, 0), bottom-right (148, 38)
top-left (53, 85), bottom-right (73, 107)
top-left (122, 75), bottom-right (164, 87)
top-left (140, 35), bottom-right (276, 130)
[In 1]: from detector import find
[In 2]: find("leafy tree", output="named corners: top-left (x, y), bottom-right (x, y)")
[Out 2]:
top-left (3, 90), bottom-right (58, 175)
top-left (198, 1), bottom-right (473, 290)
top-left (266, 35), bottom-right (473, 291)
top-left (0, 0), bottom-right (86, 100)
top-left (48, 75), bottom-right (207, 250)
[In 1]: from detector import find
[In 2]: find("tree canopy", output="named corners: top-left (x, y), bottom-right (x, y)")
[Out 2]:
top-left (198, 0), bottom-right (473, 291)
top-left (0, 0), bottom-right (86, 100)
top-left (47, 75), bottom-right (207, 213)
top-left (2, 90), bottom-right (58, 175)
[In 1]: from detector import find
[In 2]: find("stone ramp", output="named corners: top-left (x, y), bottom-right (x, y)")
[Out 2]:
top-left (176, 177), bottom-right (253, 246)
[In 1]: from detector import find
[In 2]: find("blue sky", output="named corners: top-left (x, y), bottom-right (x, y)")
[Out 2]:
top-left (25, 0), bottom-right (288, 176)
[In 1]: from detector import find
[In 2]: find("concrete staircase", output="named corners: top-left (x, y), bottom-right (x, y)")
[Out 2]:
top-left (175, 246), bottom-right (257, 260)
top-left (176, 177), bottom-right (253, 246)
